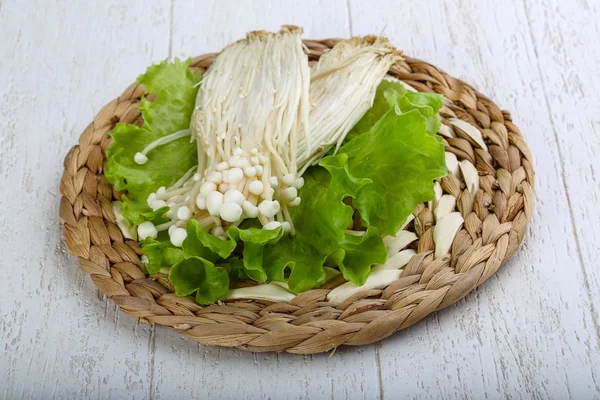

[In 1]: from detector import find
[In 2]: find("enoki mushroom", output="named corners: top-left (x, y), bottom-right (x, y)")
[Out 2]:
top-left (134, 26), bottom-right (402, 247)
top-left (297, 35), bottom-right (402, 172)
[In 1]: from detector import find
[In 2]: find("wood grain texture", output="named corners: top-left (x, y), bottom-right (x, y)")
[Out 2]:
top-left (349, 0), bottom-right (600, 398)
top-left (148, 3), bottom-right (384, 399)
top-left (1, 0), bottom-right (599, 399)
top-left (0, 1), bottom-right (168, 398)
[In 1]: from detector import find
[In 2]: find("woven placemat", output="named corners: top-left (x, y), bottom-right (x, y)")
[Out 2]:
top-left (59, 39), bottom-right (534, 354)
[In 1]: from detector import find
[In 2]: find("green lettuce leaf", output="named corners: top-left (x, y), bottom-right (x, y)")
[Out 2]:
top-left (232, 227), bottom-right (283, 282)
top-left (183, 219), bottom-right (235, 261)
top-left (346, 80), bottom-right (443, 141)
top-left (183, 219), bottom-right (282, 283)
top-left (229, 258), bottom-right (249, 280)
top-left (105, 58), bottom-right (201, 223)
top-left (164, 219), bottom-right (285, 300)
top-left (400, 92), bottom-right (443, 135)
top-left (141, 237), bottom-right (184, 274)
top-left (262, 165), bottom-right (381, 292)
top-left (108, 65), bottom-right (445, 302)
top-left (331, 81), bottom-right (447, 235)
top-left (338, 109), bottom-right (446, 235)
top-left (347, 79), bottom-right (407, 139)
top-left (249, 80), bottom-right (445, 291)
top-left (328, 227), bottom-right (388, 286)
top-left (121, 197), bottom-right (169, 226)
top-left (169, 257), bottom-right (229, 304)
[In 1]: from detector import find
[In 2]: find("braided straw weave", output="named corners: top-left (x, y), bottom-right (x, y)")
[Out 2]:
top-left (59, 39), bottom-right (534, 354)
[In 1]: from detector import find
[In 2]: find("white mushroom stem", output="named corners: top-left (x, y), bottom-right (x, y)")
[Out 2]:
top-left (445, 152), bottom-right (460, 176)
top-left (434, 194), bottom-right (457, 221)
top-left (449, 118), bottom-right (488, 151)
top-left (190, 26), bottom-right (309, 232)
top-left (112, 201), bottom-right (137, 240)
top-left (130, 28), bottom-right (404, 240)
top-left (326, 270), bottom-right (402, 303)
top-left (459, 160), bottom-right (480, 196)
top-left (433, 212), bottom-right (464, 259)
top-left (224, 282), bottom-right (295, 302)
top-left (155, 220), bottom-right (177, 232)
top-left (372, 249), bottom-right (416, 271)
top-left (297, 36), bottom-right (402, 172)
top-left (428, 181), bottom-right (443, 212)
top-left (383, 231), bottom-right (418, 255)
top-left (134, 129), bottom-right (191, 165)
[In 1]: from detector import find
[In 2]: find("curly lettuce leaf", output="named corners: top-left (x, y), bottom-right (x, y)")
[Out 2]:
top-left (262, 165), bottom-right (385, 292)
top-left (229, 258), bottom-right (250, 281)
top-left (346, 80), bottom-right (442, 141)
top-left (251, 81), bottom-right (445, 291)
top-left (144, 218), bottom-right (284, 303)
top-left (400, 92), bottom-right (443, 135)
top-left (169, 257), bottom-right (229, 304)
top-left (319, 153), bottom-right (372, 196)
top-left (328, 227), bottom-right (388, 286)
top-left (263, 167), bottom-right (347, 292)
top-left (111, 71), bottom-right (445, 301)
top-left (332, 81), bottom-right (447, 235)
top-left (183, 220), bottom-right (235, 261)
top-left (182, 219), bottom-right (282, 283)
top-left (141, 237), bottom-right (184, 274)
top-left (105, 58), bottom-right (201, 223)
top-left (232, 227), bottom-right (283, 282)
top-left (121, 197), bottom-right (169, 226)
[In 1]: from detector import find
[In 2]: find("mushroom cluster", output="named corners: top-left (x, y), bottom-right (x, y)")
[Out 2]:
top-left (134, 26), bottom-right (402, 246)
top-left (190, 26), bottom-right (309, 236)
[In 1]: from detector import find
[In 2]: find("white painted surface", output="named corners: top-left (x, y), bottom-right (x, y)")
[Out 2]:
top-left (1, 0), bottom-right (599, 398)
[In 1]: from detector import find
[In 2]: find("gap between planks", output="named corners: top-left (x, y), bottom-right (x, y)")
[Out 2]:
top-left (168, 0), bottom-right (174, 60)
top-left (346, 0), bottom-right (353, 36)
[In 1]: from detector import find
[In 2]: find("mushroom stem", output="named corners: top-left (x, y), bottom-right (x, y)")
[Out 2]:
top-left (297, 36), bottom-right (402, 173)
top-left (133, 28), bottom-right (403, 241)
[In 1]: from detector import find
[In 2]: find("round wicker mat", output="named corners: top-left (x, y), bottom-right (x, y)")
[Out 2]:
top-left (59, 39), bottom-right (534, 354)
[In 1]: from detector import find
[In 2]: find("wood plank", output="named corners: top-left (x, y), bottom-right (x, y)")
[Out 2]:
top-left (146, 2), bottom-right (381, 399)
top-left (169, 0), bottom-right (351, 57)
top-left (0, 1), bottom-right (170, 399)
top-left (524, 0), bottom-right (600, 351)
top-left (1, 0), bottom-right (599, 398)
top-left (152, 329), bottom-right (380, 400)
top-left (349, 0), bottom-right (600, 398)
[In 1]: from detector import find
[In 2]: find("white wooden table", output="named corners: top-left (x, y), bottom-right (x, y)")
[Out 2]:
top-left (2, 1), bottom-right (599, 398)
